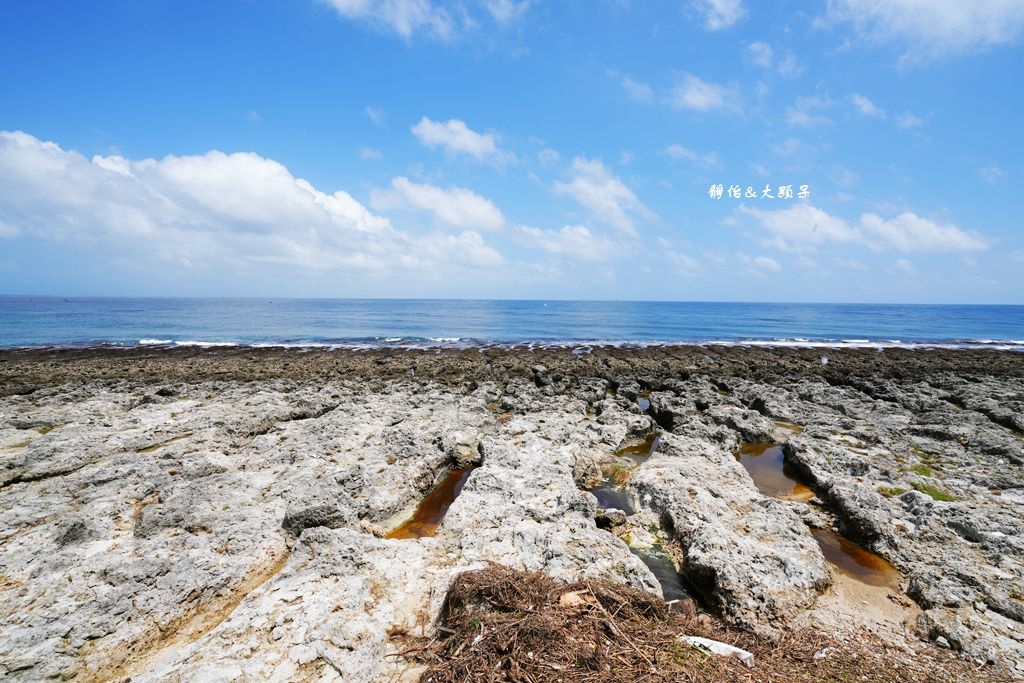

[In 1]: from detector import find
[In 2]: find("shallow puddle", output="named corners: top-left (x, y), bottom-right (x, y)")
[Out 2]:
top-left (386, 467), bottom-right (475, 539)
top-left (735, 442), bottom-right (813, 501)
top-left (630, 547), bottom-right (697, 611)
top-left (614, 432), bottom-right (660, 463)
top-left (811, 528), bottom-right (899, 587)
top-left (592, 485), bottom-right (635, 514)
top-left (773, 421), bottom-right (805, 435)
top-left (737, 440), bottom-right (899, 587)
top-left (636, 392), bottom-right (650, 411)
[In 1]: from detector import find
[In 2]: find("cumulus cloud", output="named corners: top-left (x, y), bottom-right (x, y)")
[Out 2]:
top-left (825, 0), bottom-right (1024, 62)
top-left (482, 0), bottom-right (533, 24)
top-left (663, 144), bottom-right (718, 168)
top-left (692, 0), bottom-right (747, 30)
top-left (364, 105), bottom-right (386, 127)
top-left (537, 147), bottom-right (560, 165)
top-left (665, 250), bottom-right (701, 275)
top-left (737, 252), bottom-right (782, 275)
top-left (0, 130), bottom-right (504, 276)
top-left (894, 111), bottom-right (924, 129)
top-left (668, 73), bottom-right (739, 113)
top-left (786, 95), bottom-right (833, 127)
top-left (977, 165), bottom-right (1005, 183)
top-left (607, 70), bottom-right (654, 104)
top-left (411, 117), bottom-right (514, 164)
top-left (893, 258), bottom-right (915, 274)
top-left (859, 212), bottom-right (989, 253)
top-left (516, 224), bottom-right (619, 262)
top-left (741, 204), bottom-right (860, 252)
top-left (740, 203), bottom-right (990, 253)
top-left (370, 177), bottom-right (505, 231)
top-left (321, 0), bottom-right (455, 40)
top-left (746, 41), bottom-right (773, 67)
top-left (849, 93), bottom-right (886, 118)
top-left (552, 157), bottom-right (653, 236)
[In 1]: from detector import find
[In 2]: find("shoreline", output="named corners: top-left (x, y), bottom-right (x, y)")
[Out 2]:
top-left (4, 344), bottom-right (1024, 393)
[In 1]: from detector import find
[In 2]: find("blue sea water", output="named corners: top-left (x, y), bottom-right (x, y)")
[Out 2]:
top-left (1, 297), bottom-right (1022, 350)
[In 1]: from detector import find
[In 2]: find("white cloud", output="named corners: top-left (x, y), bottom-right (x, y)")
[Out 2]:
top-left (692, 0), bottom-right (747, 30)
top-left (321, 0), bottom-right (456, 40)
top-left (552, 157), bottom-right (652, 236)
top-left (0, 221), bottom-right (20, 238)
top-left (538, 147), bottom-right (560, 165)
top-left (741, 203), bottom-right (990, 254)
top-left (482, 0), bottom-right (533, 24)
top-left (608, 70), bottom-right (654, 104)
top-left (746, 41), bottom-right (773, 67)
top-left (663, 144), bottom-right (718, 167)
top-left (668, 73), bottom-right (739, 113)
top-left (411, 117), bottom-right (514, 164)
top-left (977, 165), bottom-right (1005, 183)
top-left (552, 158), bottom-right (655, 236)
top-left (665, 250), bottom-right (700, 275)
top-left (0, 130), bottom-right (505, 275)
top-left (359, 147), bottom-right (383, 159)
top-left (835, 257), bottom-right (867, 270)
top-left (737, 252), bottom-right (782, 275)
top-left (516, 224), bottom-right (618, 262)
top-left (370, 177), bottom-right (505, 231)
top-left (893, 258), bottom-right (915, 274)
top-left (894, 111), bottom-right (923, 129)
top-left (826, 0), bottom-right (1024, 62)
top-left (776, 51), bottom-right (803, 77)
top-left (364, 105), bottom-right (386, 127)
top-left (771, 137), bottom-right (814, 159)
top-left (859, 212), bottom-right (989, 252)
top-left (786, 95), bottom-right (833, 127)
top-left (741, 204), bottom-right (861, 252)
top-left (849, 93), bottom-right (886, 118)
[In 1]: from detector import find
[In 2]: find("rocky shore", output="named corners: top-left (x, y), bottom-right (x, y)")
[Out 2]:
top-left (0, 345), bottom-right (1022, 680)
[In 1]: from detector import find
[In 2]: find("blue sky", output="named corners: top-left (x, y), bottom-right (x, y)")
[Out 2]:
top-left (0, 0), bottom-right (1022, 303)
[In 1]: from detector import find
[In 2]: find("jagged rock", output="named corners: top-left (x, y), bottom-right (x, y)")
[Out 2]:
top-left (630, 433), bottom-right (831, 631)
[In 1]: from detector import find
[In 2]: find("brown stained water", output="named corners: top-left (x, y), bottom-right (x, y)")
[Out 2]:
top-left (773, 421), bottom-right (805, 435)
top-left (386, 467), bottom-right (475, 539)
top-left (735, 442), bottom-right (814, 501)
top-left (811, 528), bottom-right (899, 587)
top-left (614, 432), bottom-right (659, 463)
top-left (738, 441), bottom-right (899, 587)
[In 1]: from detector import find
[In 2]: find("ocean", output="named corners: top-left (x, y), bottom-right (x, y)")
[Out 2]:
top-left (1, 296), bottom-right (1022, 350)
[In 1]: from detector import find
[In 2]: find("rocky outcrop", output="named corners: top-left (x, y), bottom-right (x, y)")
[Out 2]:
top-left (0, 346), bottom-right (1022, 680)
top-left (631, 433), bottom-right (831, 630)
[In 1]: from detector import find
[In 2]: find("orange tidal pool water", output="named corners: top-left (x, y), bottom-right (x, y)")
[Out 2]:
top-left (386, 467), bottom-right (476, 539)
top-left (736, 441), bottom-right (898, 587)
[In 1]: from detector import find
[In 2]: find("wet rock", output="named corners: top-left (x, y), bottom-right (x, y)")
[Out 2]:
top-left (630, 433), bottom-right (831, 630)
top-left (596, 507), bottom-right (628, 529)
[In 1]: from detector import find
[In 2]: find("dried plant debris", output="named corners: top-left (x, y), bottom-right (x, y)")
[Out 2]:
top-left (405, 566), bottom-right (1005, 683)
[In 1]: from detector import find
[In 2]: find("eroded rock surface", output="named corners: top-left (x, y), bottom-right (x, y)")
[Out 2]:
top-left (0, 346), bottom-right (1021, 680)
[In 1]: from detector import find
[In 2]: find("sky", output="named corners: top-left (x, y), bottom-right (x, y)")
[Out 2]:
top-left (0, 0), bottom-right (1022, 303)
